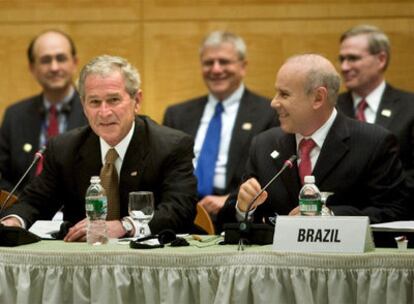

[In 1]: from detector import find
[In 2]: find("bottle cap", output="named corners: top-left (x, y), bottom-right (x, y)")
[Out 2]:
top-left (304, 175), bottom-right (315, 183)
top-left (90, 176), bottom-right (101, 183)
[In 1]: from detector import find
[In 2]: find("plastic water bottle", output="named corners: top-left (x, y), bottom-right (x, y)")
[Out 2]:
top-left (298, 175), bottom-right (321, 216)
top-left (85, 176), bottom-right (108, 245)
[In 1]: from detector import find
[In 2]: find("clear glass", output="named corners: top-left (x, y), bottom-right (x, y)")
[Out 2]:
top-left (320, 192), bottom-right (334, 216)
top-left (128, 191), bottom-right (154, 237)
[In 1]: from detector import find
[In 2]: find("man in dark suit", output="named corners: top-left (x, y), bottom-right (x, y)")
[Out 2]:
top-left (0, 30), bottom-right (87, 193)
top-left (336, 24), bottom-right (414, 192)
top-left (1, 55), bottom-right (197, 241)
top-left (163, 31), bottom-right (278, 217)
top-left (218, 54), bottom-right (408, 230)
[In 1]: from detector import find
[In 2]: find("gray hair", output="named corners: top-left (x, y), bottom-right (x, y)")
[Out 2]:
top-left (199, 31), bottom-right (247, 60)
top-left (78, 55), bottom-right (141, 100)
top-left (287, 54), bottom-right (341, 105)
top-left (340, 24), bottom-right (391, 70)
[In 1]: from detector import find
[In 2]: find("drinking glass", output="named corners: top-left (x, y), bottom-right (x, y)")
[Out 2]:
top-left (320, 192), bottom-right (334, 216)
top-left (128, 191), bottom-right (154, 237)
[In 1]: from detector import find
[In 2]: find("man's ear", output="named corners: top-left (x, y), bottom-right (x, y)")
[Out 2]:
top-left (134, 90), bottom-right (143, 114)
top-left (312, 86), bottom-right (328, 110)
top-left (377, 51), bottom-right (387, 71)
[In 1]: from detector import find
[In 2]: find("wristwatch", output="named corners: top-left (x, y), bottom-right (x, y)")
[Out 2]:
top-left (121, 219), bottom-right (134, 236)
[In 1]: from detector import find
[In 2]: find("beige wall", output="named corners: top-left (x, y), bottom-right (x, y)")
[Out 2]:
top-left (0, 0), bottom-right (413, 123)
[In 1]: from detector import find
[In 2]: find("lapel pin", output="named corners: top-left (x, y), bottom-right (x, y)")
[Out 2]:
top-left (23, 143), bottom-right (32, 153)
top-left (130, 171), bottom-right (138, 176)
top-left (381, 109), bottom-right (392, 117)
top-left (270, 150), bottom-right (280, 159)
top-left (242, 122), bottom-right (252, 131)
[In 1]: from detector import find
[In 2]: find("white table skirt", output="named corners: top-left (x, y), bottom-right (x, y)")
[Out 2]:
top-left (0, 241), bottom-right (413, 304)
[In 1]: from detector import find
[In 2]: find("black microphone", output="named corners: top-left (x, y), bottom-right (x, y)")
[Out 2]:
top-left (0, 147), bottom-right (47, 246)
top-left (0, 146), bottom-right (46, 215)
top-left (242, 154), bottom-right (297, 224)
top-left (223, 155), bottom-right (297, 247)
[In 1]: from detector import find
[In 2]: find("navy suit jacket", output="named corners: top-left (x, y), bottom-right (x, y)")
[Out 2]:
top-left (337, 84), bottom-right (414, 190)
top-left (0, 92), bottom-right (87, 193)
top-left (218, 113), bottom-right (409, 231)
top-left (163, 88), bottom-right (279, 195)
top-left (2, 116), bottom-right (198, 234)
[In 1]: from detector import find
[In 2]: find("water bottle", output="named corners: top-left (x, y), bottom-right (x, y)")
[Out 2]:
top-left (298, 175), bottom-right (321, 216)
top-left (85, 176), bottom-right (108, 245)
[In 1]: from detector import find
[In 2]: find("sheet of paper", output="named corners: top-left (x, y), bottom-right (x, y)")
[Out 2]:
top-left (29, 220), bottom-right (63, 239)
top-left (370, 221), bottom-right (414, 232)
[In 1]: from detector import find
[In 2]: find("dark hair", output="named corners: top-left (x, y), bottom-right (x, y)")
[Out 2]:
top-left (27, 29), bottom-right (77, 64)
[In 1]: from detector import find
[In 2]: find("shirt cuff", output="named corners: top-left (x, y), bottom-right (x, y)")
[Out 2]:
top-left (235, 201), bottom-right (255, 222)
top-left (123, 216), bottom-right (151, 238)
top-left (0, 215), bottom-right (26, 229)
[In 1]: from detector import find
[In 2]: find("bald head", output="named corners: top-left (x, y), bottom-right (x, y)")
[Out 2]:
top-left (283, 54), bottom-right (341, 106)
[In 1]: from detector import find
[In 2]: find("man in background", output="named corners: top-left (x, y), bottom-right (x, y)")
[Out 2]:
top-left (218, 54), bottom-right (408, 230)
top-left (0, 29), bottom-right (87, 193)
top-left (163, 31), bottom-right (278, 219)
top-left (336, 24), bottom-right (414, 194)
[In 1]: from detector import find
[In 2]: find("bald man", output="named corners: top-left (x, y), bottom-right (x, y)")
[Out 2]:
top-left (0, 30), bottom-right (87, 193)
top-left (218, 54), bottom-right (408, 230)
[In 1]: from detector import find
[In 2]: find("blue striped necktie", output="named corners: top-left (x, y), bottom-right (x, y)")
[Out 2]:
top-left (195, 102), bottom-right (224, 197)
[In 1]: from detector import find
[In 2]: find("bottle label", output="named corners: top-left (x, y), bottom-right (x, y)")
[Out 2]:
top-left (86, 198), bottom-right (107, 213)
top-left (299, 199), bottom-right (321, 213)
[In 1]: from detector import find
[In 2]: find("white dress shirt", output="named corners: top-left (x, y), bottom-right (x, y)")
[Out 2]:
top-left (194, 84), bottom-right (244, 191)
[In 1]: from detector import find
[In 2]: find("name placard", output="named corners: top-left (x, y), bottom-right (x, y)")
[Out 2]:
top-left (273, 216), bottom-right (374, 253)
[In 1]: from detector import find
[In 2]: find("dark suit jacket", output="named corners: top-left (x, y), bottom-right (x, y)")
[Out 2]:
top-left (2, 116), bottom-right (197, 234)
top-left (218, 113), bottom-right (408, 230)
top-left (163, 88), bottom-right (279, 195)
top-left (0, 92), bottom-right (87, 193)
top-left (337, 84), bottom-right (414, 190)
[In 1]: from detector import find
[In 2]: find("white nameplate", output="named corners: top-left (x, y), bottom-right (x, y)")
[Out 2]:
top-left (273, 216), bottom-right (374, 253)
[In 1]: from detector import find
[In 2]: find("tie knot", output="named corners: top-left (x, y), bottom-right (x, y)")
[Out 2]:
top-left (299, 138), bottom-right (316, 155)
top-left (214, 102), bottom-right (224, 116)
top-left (49, 105), bottom-right (57, 115)
top-left (105, 148), bottom-right (118, 164)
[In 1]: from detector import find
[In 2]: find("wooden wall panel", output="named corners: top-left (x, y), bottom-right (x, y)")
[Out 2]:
top-left (0, 1), bottom-right (413, 124)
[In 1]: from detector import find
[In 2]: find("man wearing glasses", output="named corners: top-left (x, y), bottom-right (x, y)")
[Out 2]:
top-left (163, 31), bottom-right (278, 220)
top-left (336, 24), bottom-right (414, 199)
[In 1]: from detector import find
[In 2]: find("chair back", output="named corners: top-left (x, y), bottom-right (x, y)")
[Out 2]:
top-left (194, 204), bottom-right (215, 235)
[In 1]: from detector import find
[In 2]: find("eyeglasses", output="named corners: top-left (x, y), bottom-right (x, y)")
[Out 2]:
top-left (338, 54), bottom-right (363, 63)
top-left (201, 58), bottom-right (241, 68)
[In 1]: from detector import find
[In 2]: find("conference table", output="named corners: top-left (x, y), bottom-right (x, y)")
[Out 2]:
top-left (0, 237), bottom-right (413, 304)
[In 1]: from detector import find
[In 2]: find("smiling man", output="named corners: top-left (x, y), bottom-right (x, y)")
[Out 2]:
top-left (1, 55), bottom-right (197, 241)
top-left (0, 30), bottom-right (87, 194)
top-left (163, 31), bottom-right (278, 222)
top-left (217, 54), bottom-right (408, 230)
top-left (336, 24), bottom-right (414, 195)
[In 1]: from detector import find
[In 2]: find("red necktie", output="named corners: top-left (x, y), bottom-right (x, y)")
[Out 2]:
top-left (47, 105), bottom-right (59, 138)
top-left (356, 99), bottom-right (368, 122)
top-left (299, 138), bottom-right (316, 184)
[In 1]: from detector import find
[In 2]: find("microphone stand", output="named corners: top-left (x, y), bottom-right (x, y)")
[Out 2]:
top-left (0, 147), bottom-right (46, 246)
top-left (237, 155), bottom-right (297, 250)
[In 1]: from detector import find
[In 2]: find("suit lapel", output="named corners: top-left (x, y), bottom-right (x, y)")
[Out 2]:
top-left (375, 84), bottom-right (398, 128)
top-left (313, 114), bottom-right (350, 186)
top-left (75, 130), bottom-right (102, 198)
top-left (226, 89), bottom-right (257, 189)
top-left (184, 98), bottom-right (208, 137)
top-left (277, 133), bottom-right (302, 203)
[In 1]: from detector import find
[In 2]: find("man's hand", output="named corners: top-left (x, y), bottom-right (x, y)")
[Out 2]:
top-left (198, 194), bottom-right (229, 215)
top-left (1, 217), bottom-right (22, 227)
top-left (63, 219), bottom-right (126, 242)
top-left (237, 178), bottom-right (268, 212)
top-left (288, 206), bottom-right (300, 216)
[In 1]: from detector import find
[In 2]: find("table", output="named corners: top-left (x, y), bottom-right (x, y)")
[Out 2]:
top-left (0, 238), bottom-right (413, 304)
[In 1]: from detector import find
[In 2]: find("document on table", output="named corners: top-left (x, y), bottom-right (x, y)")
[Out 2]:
top-left (370, 221), bottom-right (414, 232)
top-left (29, 220), bottom-right (63, 239)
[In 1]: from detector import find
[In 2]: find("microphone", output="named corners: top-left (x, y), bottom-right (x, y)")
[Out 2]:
top-left (242, 154), bottom-right (297, 223)
top-left (223, 155), bottom-right (297, 247)
top-left (0, 147), bottom-right (47, 246)
top-left (0, 146), bottom-right (46, 215)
